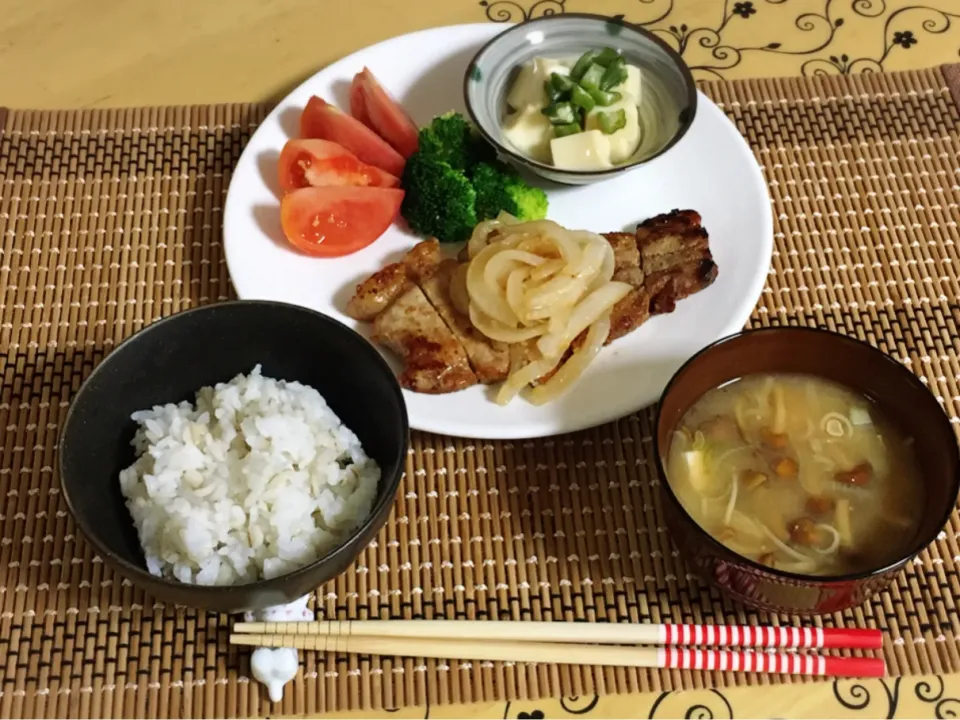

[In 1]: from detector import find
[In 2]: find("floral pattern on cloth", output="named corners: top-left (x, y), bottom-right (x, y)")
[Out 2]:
top-left (478, 0), bottom-right (960, 81)
top-left (328, 677), bottom-right (960, 718)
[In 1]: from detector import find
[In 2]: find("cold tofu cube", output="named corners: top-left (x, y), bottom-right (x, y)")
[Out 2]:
top-left (507, 57), bottom-right (571, 110)
top-left (502, 106), bottom-right (554, 163)
top-left (618, 65), bottom-right (643, 102)
top-left (585, 99), bottom-right (641, 164)
top-left (682, 450), bottom-right (711, 493)
top-left (550, 129), bottom-right (613, 170)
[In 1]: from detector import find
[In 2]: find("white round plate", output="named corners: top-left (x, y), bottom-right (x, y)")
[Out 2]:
top-left (224, 23), bottom-right (773, 440)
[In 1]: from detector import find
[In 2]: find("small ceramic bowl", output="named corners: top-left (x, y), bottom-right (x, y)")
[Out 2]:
top-left (59, 301), bottom-right (409, 614)
top-left (655, 327), bottom-right (960, 615)
top-left (464, 13), bottom-right (697, 186)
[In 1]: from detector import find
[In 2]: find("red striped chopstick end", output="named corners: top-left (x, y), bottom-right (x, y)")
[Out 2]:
top-left (659, 647), bottom-right (885, 678)
top-left (821, 628), bottom-right (884, 650)
top-left (825, 656), bottom-right (886, 678)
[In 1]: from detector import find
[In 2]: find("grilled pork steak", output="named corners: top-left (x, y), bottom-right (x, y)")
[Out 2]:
top-left (346, 209), bottom-right (718, 394)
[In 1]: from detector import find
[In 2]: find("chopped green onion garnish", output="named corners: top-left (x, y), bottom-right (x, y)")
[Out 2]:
top-left (541, 101), bottom-right (577, 125)
top-left (570, 84), bottom-right (596, 112)
top-left (594, 47), bottom-right (621, 67)
top-left (550, 72), bottom-right (575, 94)
top-left (587, 88), bottom-right (621, 106)
top-left (553, 122), bottom-right (581, 138)
top-left (543, 80), bottom-right (563, 103)
top-left (598, 108), bottom-right (627, 134)
top-left (599, 57), bottom-right (628, 91)
top-left (569, 50), bottom-right (599, 82)
top-left (578, 63), bottom-right (606, 91)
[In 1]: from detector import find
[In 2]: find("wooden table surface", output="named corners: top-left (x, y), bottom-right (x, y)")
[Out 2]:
top-left (3, 0), bottom-right (960, 717)
top-left (5, 0), bottom-right (960, 110)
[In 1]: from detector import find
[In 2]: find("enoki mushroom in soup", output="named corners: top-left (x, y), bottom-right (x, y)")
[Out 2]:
top-left (664, 373), bottom-right (924, 576)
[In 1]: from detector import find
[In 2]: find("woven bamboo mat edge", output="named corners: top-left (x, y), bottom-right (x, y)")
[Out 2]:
top-left (1, 62), bottom-right (960, 718)
top-left (4, 63), bottom-right (960, 127)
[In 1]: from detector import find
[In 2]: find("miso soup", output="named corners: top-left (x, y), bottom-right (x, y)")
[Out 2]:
top-left (664, 373), bottom-right (924, 576)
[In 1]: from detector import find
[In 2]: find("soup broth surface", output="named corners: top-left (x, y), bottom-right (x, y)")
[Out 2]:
top-left (665, 373), bottom-right (923, 576)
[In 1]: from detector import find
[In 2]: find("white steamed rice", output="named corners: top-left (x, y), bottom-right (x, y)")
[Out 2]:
top-left (118, 365), bottom-right (380, 586)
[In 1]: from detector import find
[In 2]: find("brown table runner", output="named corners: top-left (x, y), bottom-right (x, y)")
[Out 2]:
top-left (1, 66), bottom-right (959, 719)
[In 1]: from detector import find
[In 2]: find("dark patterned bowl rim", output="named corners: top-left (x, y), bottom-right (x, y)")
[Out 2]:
top-left (653, 325), bottom-right (960, 584)
top-left (463, 12), bottom-right (699, 177)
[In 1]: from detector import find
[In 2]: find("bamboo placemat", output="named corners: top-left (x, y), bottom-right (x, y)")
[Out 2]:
top-left (1, 66), bottom-right (959, 719)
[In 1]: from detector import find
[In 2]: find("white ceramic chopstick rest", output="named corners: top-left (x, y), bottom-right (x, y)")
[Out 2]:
top-left (246, 595), bottom-right (313, 702)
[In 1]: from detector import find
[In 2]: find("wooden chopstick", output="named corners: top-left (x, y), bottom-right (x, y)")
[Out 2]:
top-left (231, 619), bottom-right (882, 650)
top-left (229, 632), bottom-right (885, 678)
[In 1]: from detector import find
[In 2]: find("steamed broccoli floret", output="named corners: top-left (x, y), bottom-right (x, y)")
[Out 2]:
top-left (472, 162), bottom-right (549, 222)
top-left (418, 111), bottom-right (495, 172)
top-left (400, 152), bottom-right (478, 244)
top-left (401, 112), bottom-right (548, 242)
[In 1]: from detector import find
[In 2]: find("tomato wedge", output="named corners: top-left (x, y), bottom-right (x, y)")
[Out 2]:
top-left (280, 186), bottom-right (404, 257)
top-left (278, 139), bottom-right (399, 193)
top-left (349, 80), bottom-right (371, 128)
top-left (351, 68), bottom-right (419, 158)
top-left (300, 96), bottom-right (405, 177)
